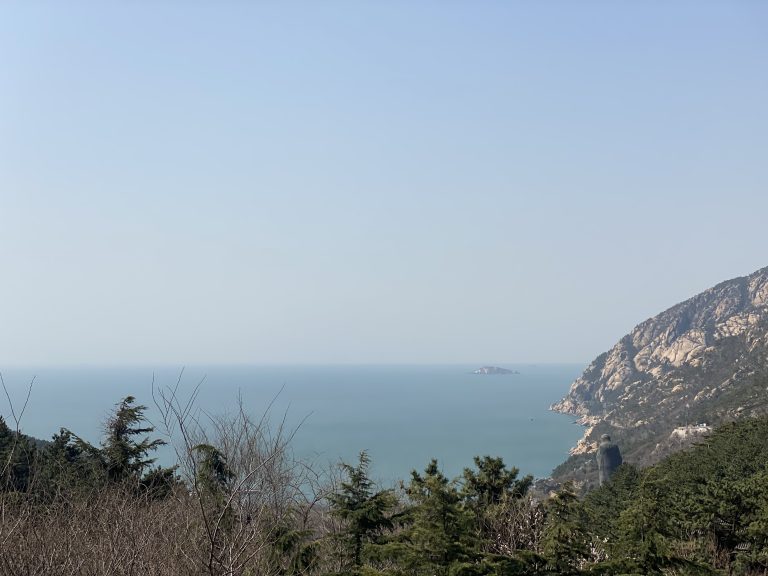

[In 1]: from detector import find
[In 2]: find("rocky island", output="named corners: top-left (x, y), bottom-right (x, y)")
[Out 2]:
top-left (472, 366), bottom-right (518, 375)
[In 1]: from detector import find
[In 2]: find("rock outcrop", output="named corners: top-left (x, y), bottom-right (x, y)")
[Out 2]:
top-left (552, 266), bottom-right (768, 476)
top-left (473, 366), bottom-right (518, 375)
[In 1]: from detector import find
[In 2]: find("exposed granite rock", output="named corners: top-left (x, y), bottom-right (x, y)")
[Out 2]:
top-left (552, 266), bottom-right (768, 475)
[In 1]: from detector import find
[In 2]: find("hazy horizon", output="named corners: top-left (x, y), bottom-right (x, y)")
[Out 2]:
top-left (2, 2), bottom-right (767, 366)
top-left (0, 361), bottom-right (586, 369)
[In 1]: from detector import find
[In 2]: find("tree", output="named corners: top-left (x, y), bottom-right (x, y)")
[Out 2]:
top-left (401, 459), bottom-right (475, 575)
top-left (735, 468), bottom-right (768, 573)
top-left (462, 456), bottom-right (532, 510)
top-left (37, 427), bottom-right (102, 496)
top-left (614, 475), bottom-right (671, 575)
top-left (100, 396), bottom-right (166, 483)
top-left (66, 396), bottom-right (174, 493)
top-left (581, 463), bottom-right (640, 560)
top-left (0, 415), bottom-right (36, 492)
top-left (328, 451), bottom-right (397, 573)
top-left (461, 455), bottom-right (533, 544)
top-left (541, 482), bottom-right (588, 575)
top-left (193, 443), bottom-right (234, 496)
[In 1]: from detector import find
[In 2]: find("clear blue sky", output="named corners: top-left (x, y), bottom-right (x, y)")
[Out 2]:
top-left (1, 1), bottom-right (766, 365)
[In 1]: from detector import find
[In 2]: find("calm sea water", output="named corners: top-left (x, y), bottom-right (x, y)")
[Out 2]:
top-left (0, 364), bottom-right (583, 483)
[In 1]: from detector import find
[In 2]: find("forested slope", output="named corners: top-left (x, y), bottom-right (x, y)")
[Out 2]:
top-left (2, 387), bottom-right (768, 575)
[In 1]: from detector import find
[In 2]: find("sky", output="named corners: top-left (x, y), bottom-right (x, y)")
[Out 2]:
top-left (1, 1), bottom-right (767, 366)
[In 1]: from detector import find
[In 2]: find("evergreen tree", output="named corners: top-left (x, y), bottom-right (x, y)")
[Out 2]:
top-left (328, 451), bottom-right (397, 573)
top-left (269, 519), bottom-right (318, 576)
top-left (462, 455), bottom-right (532, 510)
top-left (401, 459), bottom-right (475, 576)
top-left (37, 427), bottom-right (102, 495)
top-left (100, 396), bottom-right (166, 483)
top-left (62, 396), bottom-right (175, 494)
top-left (541, 482), bottom-right (588, 575)
top-left (735, 468), bottom-right (768, 573)
top-left (581, 463), bottom-right (640, 560)
top-left (139, 464), bottom-right (179, 498)
top-left (0, 415), bottom-right (36, 492)
top-left (461, 455), bottom-right (533, 550)
top-left (194, 443), bottom-right (234, 496)
top-left (614, 474), bottom-right (671, 575)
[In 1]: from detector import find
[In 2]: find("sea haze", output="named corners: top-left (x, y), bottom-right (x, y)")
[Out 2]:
top-left (0, 364), bottom-right (584, 483)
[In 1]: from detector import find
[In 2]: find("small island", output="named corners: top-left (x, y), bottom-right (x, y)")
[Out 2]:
top-left (472, 366), bottom-right (519, 375)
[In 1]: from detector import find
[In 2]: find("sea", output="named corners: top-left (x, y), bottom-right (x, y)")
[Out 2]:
top-left (0, 364), bottom-right (584, 484)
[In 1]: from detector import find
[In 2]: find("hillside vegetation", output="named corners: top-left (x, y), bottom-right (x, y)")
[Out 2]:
top-left (2, 384), bottom-right (768, 575)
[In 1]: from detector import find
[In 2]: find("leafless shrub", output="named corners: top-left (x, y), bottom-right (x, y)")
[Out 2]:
top-left (1, 486), bottom-right (201, 575)
top-left (0, 371), bottom-right (336, 576)
top-left (0, 373), bottom-right (34, 492)
top-left (151, 374), bottom-right (326, 575)
top-left (484, 495), bottom-right (546, 556)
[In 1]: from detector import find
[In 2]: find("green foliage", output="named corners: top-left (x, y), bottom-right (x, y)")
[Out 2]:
top-left (582, 416), bottom-right (768, 574)
top-left (661, 417), bottom-right (768, 573)
top-left (462, 455), bottom-right (532, 510)
top-left (139, 464), bottom-right (179, 498)
top-left (613, 474), bottom-right (671, 575)
top-left (447, 553), bottom-right (544, 576)
top-left (582, 464), bottom-right (640, 557)
top-left (541, 482), bottom-right (589, 575)
top-left (100, 396), bottom-right (166, 483)
top-left (6, 387), bottom-right (768, 576)
top-left (327, 451), bottom-right (397, 573)
top-left (194, 443), bottom-right (234, 496)
top-left (461, 455), bottom-right (534, 561)
top-left (0, 416), bottom-right (36, 492)
top-left (401, 459), bottom-right (476, 576)
top-left (35, 396), bottom-right (175, 497)
top-left (36, 427), bottom-right (103, 495)
top-left (268, 520), bottom-right (319, 576)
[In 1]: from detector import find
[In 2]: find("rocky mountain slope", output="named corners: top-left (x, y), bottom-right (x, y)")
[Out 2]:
top-left (552, 266), bottom-right (768, 485)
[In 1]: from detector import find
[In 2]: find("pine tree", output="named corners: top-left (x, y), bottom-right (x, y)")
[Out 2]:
top-left (190, 442), bottom-right (239, 559)
top-left (402, 459), bottom-right (475, 576)
top-left (581, 463), bottom-right (640, 559)
top-left (541, 482), bottom-right (588, 575)
top-left (67, 396), bottom-right (174, 493)
top-left (461, 456), bottom-right (532, 510)
top-left (614, 475), bottom-right (670, 575)
top-left (37, 427), bottom-right (103, 495)
top-left (0, 415), bottom-right (36, 492)
top-left (461, 454), bottom-right (533, 548)
top-left (100, 396), bottom-right (166, 483)
top-left (735, 468), bottom-right (768, 573)
top-left (328, 451), bottom-right (396, 573)
top-left (194, 443), bottom-right (234, 496)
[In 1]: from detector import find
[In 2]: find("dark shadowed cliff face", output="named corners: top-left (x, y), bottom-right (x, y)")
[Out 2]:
top-left (552, 266), bottom-right (768, 482)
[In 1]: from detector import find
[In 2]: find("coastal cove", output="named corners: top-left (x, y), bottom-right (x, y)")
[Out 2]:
top-left (0, 364), bottom-right (584, 483)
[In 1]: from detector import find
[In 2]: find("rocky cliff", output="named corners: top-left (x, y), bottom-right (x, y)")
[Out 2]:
top-left (552, 266), bottom-right (768, 483)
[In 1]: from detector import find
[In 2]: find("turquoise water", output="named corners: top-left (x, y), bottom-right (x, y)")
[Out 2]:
top-left (0, 364), bottom-right (583, 483)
